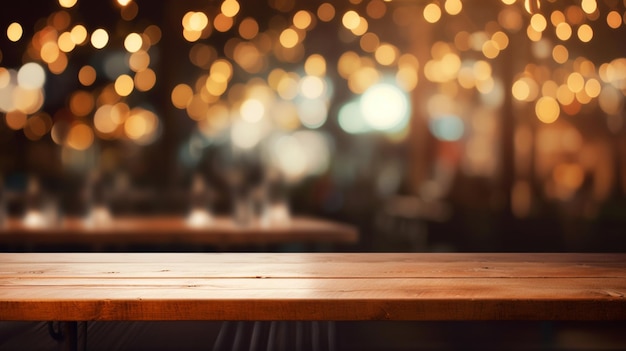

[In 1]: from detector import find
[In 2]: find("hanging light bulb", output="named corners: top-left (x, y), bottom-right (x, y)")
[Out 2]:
top-left (524, 0), bottom-right (541, 14)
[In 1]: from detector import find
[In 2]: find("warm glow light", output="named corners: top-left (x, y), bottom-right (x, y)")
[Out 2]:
top-left (214, 14), bottom-right (234, 32)
top-left (91, 28), bottom-right (109, 49)
top-left (24, 113), bottom-right (52, 141)
top-left (58, 32), bottom-right (75, 52)
top-left (186, 95), bottom-right (208, 121)
top-left (124, 108), bottom-right (159, 145)
top-left (598, 86), bottom-right (622, 115)
top-left (48, 53), bottom-right (69, 74)
top-left (304, 54), bottom-right (326, 76)
top-left (360, 83), bottom-right (409, 131)
top-left (580, 0), bottom-right (597, 14)
top-left (0, 68), bottom-right (10, 89)
top-left (5, 111), bottom-right (27, 130)
top-left (206, 76), bottom-right (228, 96)
top-left (239, 17), bottom-right (259, 39)
top-left (300, 75), bottom-right (325, 99)
top-left (129, 50), bottom-right (150, 72)
top-left (444, 0), bottom-right (462, 15)
top-left (240, 99), bottom-right (265, 123)
top-left (231, 119), bottom-right (263, 149)
top-left (297, 98), bottom-right (328, 128)
top-left (120, 1), bottom-right (138, 20)
top-left (366, 0), bottom-right (386, 19)
top-left (396, 65), bottom-right (418, 91)
top-left (530, 14), bottom-right (547, 32)
top-left (40, 42), bottom-right (60, 64)
top-left (535, 96), bottom-right (560, 124)
top-left (7, 22), bottom-right (23, 42)
top-left (69, 90), bottom-right (95, 117)
top-left (482, 41), bottom-right (500, 59)
top-left (512, 77), bottom-right (537, 102)
top-left (233, 42), bottom-right (263, 73)
top-left (553, 163), bottom-right (585, 193)
top-left (375, 43), bottom-right (397, 66)
top-left (552, 44), bottom-right (569, 64)
top-left (499, 8), bottom-right (523, 32)
top-left (557, 84), bottom-right (575, 105)
top-left (606, 11), bottom-right (622, 29)
top-left (210, 59), bottom-right (233, 83)
top-left (473, 60), bottom-right (492, 81)
top-left (567, 72), bottom-right (585, 93)
top-left (67, 123), bottom-right (94, 150)
top-left (577, 24), bottom-right (593, 42)
top-left (423, 3), bottom-right (442, 23)
top-left (134, 68), bottom-right (156, 92)
top-left (279, 28), bottom-right (299, 48)
top-left (524, 0), bottom-right (541, 14)
top-left (13, 86), bottom-right (44, 114)
top-left (342, 11), bottom-right (361, 30)
top-left (276, 73), bottom-right (299, 100)
top-left (293, 10), bottom-right (313, 29)
top-left (58, 0), bottom-right (77, 8)
top-left (491, 31), bottom-right (509, 50)
top-left (360, 32), bottom-right (379, 52)
top-left (190, 12), bottom-right (209, 31)
top-left (351, 16), bottom-right (368, 36)
top-left (555, 22), bottom-right (572, 41)
top-left (317, 3), bottom-right (335, 22)
top-left (271, 135), bottom-right (308, 181)
top-left (71, 25), bottom-right (88, 44)
top-left (17, 63), bottom-right (46, 89)
top-left (584, 78), bottom-right (601, 98)
top-left (221, 0), bottom-right (240, 17)
top-left (337, 51), bottom-right (360, 79)
top-left (171, 84), bottom-right (193, 109)
top-left (94, 105), bottom-right (120, 134)
top-left (348, 66), bottom-right (379, 94)
top-left (124, 33), bottom-right (143, 53)
top-left (114, 74), bottom-right (134, 96)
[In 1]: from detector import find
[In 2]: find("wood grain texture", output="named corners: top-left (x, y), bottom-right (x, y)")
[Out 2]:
top-left (0, 253), bottom-right (625, 321)
top-left (0, 216), bottom-right (358, 246)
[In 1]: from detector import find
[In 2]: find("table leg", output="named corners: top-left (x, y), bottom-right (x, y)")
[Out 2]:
top-left (61, 321), bottom-right (78, 351)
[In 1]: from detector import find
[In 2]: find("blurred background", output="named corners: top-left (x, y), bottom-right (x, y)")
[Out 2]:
top-left (1, 0), bottom-right (626, 253)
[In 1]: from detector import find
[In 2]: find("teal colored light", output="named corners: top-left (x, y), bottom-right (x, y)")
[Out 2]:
top-left (429, 115), bottom-right (464, 141)
top-left (338, 100), bottom-right (371, 134)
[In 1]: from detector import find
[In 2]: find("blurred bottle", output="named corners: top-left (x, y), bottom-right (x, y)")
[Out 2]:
top-left (259, 167), bottom-right (291, 227)
top-left (23, 175), bottom-right (59, 228)
top-left (227, 151), bottom-right (265, 227)
top-left (185, 172), bottom-right (213, 227)
top-left (83, 170), bottom-right (112, 228)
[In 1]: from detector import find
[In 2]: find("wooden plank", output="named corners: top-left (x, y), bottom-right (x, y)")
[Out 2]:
top-left (1, 253), bottom-right (624, 278)
top-left (1, 277), bottom-right (625, 321)
top-left (0, 253), bottom-right (625, 321)
top-left (1, 260), bottom-right (625, 279)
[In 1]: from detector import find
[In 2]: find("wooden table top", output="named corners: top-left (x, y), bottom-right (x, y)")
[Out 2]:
top-left (0, 216), bottom-right (358, 247)
top-left (1, 253), bottom-right (625, 321)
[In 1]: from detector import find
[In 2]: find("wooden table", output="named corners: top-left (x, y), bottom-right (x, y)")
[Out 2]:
top-left (1, 252), bottom-right (624, 322)
top-left (0, 216), bottom-right (358, 249)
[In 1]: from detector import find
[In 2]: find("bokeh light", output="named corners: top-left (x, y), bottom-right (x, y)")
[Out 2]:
top-left (360, 83), bottom-right (409, 132)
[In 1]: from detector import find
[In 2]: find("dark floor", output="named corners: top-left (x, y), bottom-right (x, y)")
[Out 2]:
top-left (2, 320), bottom-right (626, 351)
